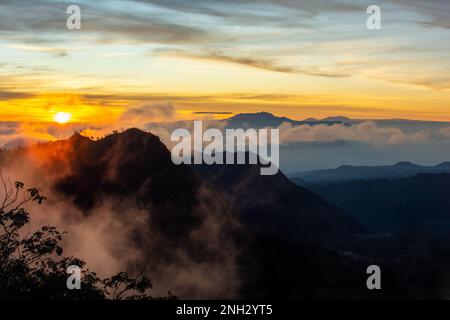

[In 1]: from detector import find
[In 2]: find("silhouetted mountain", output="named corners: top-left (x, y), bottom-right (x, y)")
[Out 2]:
top-left (290, 162), bottom-right (450, 184)
top-left (225, 112), bottom-right (345, 129)
top-left (5, 129), bottom-right (450, 299)
top-left (226, 112), bottom-right (294, 128)
top-left (301, 173), bottom-right (450, 232)
top-left (9, 129), bottom-right (363, 244)
top-left (5, 129), bottom-right (245, 298)
top-left (224, 112), bottom-right (446, 129)
top-left (321, 116), bottom-right (355, 124)
top-left (8, 130), bottom-right (200, 239)
top-left (142, 112), bottom-right (450, 173)
top-left (3, 129), bottom-right (369, 298)
top-left (194, 157), bottom-right (364, 243)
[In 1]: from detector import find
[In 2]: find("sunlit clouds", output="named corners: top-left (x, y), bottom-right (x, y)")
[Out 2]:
top-left (1, 0), bottom-right (450, 142)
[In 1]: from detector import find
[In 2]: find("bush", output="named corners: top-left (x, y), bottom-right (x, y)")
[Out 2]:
top-left (0, 170), bottom-right (169, 300)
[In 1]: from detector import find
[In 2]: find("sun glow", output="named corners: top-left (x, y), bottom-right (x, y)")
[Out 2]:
top-left (53, 112), bottom-right (72, 124)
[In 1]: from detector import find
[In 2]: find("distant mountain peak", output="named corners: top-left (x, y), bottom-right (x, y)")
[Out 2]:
top-left (321, 116), bottom-right (352, 122)
top-left (436, 161), bottom-right (450, 167)
top-left (230, 112), bottom-right (278, 120)
top-left (291, 161), bottom-right (450, 184)
top-left (393, 161), bottom-right (417, 167)
top-left (69, 132), bottom-right (92, 143)
top-left (225, 112), bottom-right (293, 129)
top-left (338, 164), bottom-right (354, 169)
top-left (229, 112), bottom-right (356, 122)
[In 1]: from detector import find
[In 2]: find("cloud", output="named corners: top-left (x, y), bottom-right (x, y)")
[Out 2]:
top-left (133, 0), bottom-right (365, 20)
top-left (397, 78), bottom-right (450, 91)
top-left (120, 102), bottom-right (175, 123)
top-left (0, 121), bottom-right (113, 149)
top-left (391, 0), bottom-right (450, 29)
top-left (0, 91), bottom-right (34, 101)
top-left (278, 121), bottom-right (430, 145)
top-left (130, 117), bottom-right (437, 149)
top-left (158, 49), bottom-right (349, 77)
top-left (6, 44), bottom-right (68, 57)
top-left (1, 0), bottom-right (449, 94)
top-left (410, 129), bottom-right (432, 143)
top-left (0, 122), bottom-right (40, 148)
top-left (0, 122), bottom-right (19, 135)
top-left (144, 119), bottom-right (227, 148)
top-left (192, 111), bottom-right (234, 115)
top-left (0, 130), bottom-right (242, 298)
top-left (0, 0), bottom-right (212, 47)
top-left (439, 126), bottom-right (450, 138)
top-left (83, 92), bottom-right (312, 103)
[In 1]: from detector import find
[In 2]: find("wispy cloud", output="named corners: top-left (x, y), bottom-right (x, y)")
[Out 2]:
top-left (157, 49), bottom-right (349, 77)
top-left (0, 90), bottom-right (34, 100)
top-left (6, 44), bottom-right (68, 57)
top-left (1, 0), bottom-right (450, 123)
top-left (391, 0), bottom-right (450, 29)
top-left (0, 0), bottom-right (212, 46)
top-left (192, 111), bottom-right (233, 115)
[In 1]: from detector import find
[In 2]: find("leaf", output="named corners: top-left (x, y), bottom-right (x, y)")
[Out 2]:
top-left (55, 246), bottom-right (63, 256)
top-left (15, 181), bottom-right (24, 189)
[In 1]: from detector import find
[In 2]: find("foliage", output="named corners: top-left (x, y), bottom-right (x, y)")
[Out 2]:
top-left (0, 169), bottom-right (170, 300)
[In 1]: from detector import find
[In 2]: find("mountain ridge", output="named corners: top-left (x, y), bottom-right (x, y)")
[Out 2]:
top-left (290, 161), bottom-right (450, 184)
top-left (3, 128), bottom-right (363, 244)
top-left (301, 173), bottom-right (450, 232)
top-left (2, 128), bottom-right (449, 299)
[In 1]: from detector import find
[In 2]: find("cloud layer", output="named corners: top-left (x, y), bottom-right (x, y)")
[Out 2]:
top-left (1, 0), bottom-right (450, 92)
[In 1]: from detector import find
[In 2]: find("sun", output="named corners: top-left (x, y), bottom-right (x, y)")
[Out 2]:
top-left (53, 112), bottom-right (72, 124)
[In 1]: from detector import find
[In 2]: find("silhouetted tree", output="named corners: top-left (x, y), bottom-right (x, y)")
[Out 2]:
top-left (0, 170), bottom-right (169, 300)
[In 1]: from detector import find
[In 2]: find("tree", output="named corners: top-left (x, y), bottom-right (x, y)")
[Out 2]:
top-left (0, 169), bottom-right (170, 300)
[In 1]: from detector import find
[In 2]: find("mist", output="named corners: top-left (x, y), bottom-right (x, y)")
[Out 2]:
top-left (0, 131), bottom-right (242, 299)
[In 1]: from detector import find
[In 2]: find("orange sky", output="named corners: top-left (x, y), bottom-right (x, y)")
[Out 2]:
top-left (1, 0), bottom-right (450, 135)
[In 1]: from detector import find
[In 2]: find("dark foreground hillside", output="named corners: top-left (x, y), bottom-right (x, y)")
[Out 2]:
top-left (2, 129), bottom-right (450, 299)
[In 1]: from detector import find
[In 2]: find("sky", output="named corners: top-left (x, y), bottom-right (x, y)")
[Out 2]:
top-left (1, 0), bottom-right (450, 138)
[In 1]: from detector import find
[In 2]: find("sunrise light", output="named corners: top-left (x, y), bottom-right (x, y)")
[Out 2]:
top-left (53, 112), bottom-right (72, 124)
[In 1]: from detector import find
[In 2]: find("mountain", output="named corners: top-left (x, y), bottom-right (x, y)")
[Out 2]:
top-left (224, 112), bottom-right (450, 130)
top-left (1, 137), bottom-right (37, 149)
top-left (321, 116), bottom-right (355, 124)
top-left (142, 112), bottom-right (450, 173)
top-left (301, 173), bottom-right (450, 231)
top-left (290, 161), bottom-right (450, 185)
top-left (226, 112), bottom-right (294, 128)
top-left (5, 129), bottom-right (364, 244)
top-left (193, 156), bottom-right (364, 243)
top-left (224, 112), bottom-right (345, 129)
top-left (3, 129), bottom-right (450, 299)
top-left (0, 129), bottom-right (374, 299)
top-left (7, 129), bottom-right (207, 241)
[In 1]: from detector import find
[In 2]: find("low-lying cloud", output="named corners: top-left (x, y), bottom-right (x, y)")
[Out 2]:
top-left (1, 132), bottom-right (242, 298)
top-left (2, 117), bottom-right (449, 150)
top-left (120, 102), bottom-right (175, 124)
top-left (279, 121), bottom-right (431, 145)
